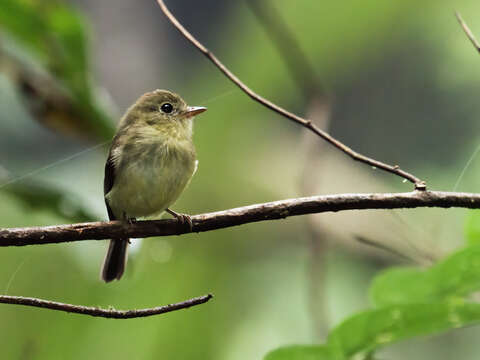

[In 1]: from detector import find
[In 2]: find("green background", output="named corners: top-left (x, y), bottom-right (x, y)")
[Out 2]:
top-left (2, 0), bottom-right (480, 359)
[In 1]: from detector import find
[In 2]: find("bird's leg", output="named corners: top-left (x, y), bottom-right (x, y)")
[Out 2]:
top-left (122, 211), bottom-right (137, 225)
top-left (121, 212), bottom-right (136, 244)
top-left (166, 208), bottom-right (193, 231)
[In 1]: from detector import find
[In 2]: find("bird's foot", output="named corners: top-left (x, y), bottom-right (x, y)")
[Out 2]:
top-left (122, 212), bottom-right (137, 225)
top-left (126, 218), bottom-right (136, 243)
top-left (166, 208), bottom-right (193, 231)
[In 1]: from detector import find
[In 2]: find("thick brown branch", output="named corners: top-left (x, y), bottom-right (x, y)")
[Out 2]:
top-left (456, 12), bottom-right (480, 53)
top-left (0, 294), bottom-right (212, 319)
top-left (154, 0), bottom-right (425, 190)
top-left (1, 191), bottom-right (480, 246)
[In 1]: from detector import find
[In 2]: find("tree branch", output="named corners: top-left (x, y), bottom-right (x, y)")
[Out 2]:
top-left (154, 0), bottom-right (425, 190)
top-left (0, 294), bottom-right (212, 319)
top-left (456, 12), bottom-right (480, 53)
top-left (2, 191), bottom-right (480, 246)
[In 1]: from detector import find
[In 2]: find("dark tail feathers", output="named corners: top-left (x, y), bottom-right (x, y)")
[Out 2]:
top-left (101, 239), bottom-right (128, 282)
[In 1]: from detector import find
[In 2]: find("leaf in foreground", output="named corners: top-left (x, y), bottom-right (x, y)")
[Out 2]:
top-left (370, 245), bottom-right (480, 307)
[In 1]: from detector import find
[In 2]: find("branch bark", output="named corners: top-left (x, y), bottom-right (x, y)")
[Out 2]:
top-left (2, 191), bottom-right (480, 246)
top-left (154, 0), bottom-right (425, 190)
top-left (456, 12), bottom-right (480, 53)
top-left (0, 294), bottom-right (212, 319)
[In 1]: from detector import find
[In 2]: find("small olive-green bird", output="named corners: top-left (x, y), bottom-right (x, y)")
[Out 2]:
top-left (101, 89), bottom-right (206, 282)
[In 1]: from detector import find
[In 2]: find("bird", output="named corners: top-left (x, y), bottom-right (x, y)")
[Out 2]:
top-left (101, 89), bottom-right (206, 282)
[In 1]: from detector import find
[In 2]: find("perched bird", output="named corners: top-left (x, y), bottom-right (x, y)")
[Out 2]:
top-left (101, 89), bottom-right (206, 282)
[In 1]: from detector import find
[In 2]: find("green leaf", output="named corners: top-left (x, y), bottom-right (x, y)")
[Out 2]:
top-left (0, 0), bottom-right (115, 140)
top-left (264, 345), bottom-right (332, 360)
top-left (266, 246), bottom-right (480, 359)
top-left (327, 302), bottom-right (480, 359)
top-left (370, 245), bottom-right (480, 307)
top-left (265, 302), bottom-right (480, 360)
top-left (465, 210), bottom-right (480, 246)
top-left (45, 5), bottom-right (89, 92)
top-left (0, 1), bottom-right (49, 59)
top-left (0, 1), bottom-right (85, 84)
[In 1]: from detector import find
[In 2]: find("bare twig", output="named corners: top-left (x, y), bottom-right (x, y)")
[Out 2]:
top-left (154, 0), bottom-right (425, 190)
top-left (354, 235), bottom-right (417, 263)
top-left (456, 12), bottom-right (480, 53)
top-left (0, 294), bottom-right (212, 319)
top-left (2, 191), bottom-right (480, 246)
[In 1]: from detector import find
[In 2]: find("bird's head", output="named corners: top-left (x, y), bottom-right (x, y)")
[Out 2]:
top-left (122, 89), bottom-right (207, 138)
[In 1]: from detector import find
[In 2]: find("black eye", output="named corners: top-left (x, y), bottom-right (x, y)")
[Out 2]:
top-left (161, 103), bottom-right (173, 113)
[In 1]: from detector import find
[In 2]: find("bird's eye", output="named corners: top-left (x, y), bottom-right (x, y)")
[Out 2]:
top-left (160, 103), bottom-right (173, 113)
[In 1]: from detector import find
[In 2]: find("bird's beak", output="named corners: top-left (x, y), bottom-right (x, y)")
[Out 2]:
top-left (184, 106), bottom-right (207, 119)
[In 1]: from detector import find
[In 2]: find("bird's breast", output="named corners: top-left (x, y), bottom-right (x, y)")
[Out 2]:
top-left (106, 140), bottom-right (196, 219)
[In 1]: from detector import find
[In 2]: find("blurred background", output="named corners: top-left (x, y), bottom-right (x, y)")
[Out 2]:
top-left (1, 0), bottom-right (480, 359)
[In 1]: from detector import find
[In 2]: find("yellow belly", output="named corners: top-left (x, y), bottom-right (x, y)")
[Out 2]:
top-left (106, 143), bottom-right (196, 219)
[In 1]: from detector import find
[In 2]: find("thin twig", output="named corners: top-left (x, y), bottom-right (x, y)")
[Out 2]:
top-left (155, 0), bottom-right (425, 190)
top-left (0, 294), bottom-right (212, 319)
top-left (456, 12), bottom-right (480, 53)
top-left (354, 235), bottom-right (417, 263)
top-left (2, 191), bottom-right (480, 246)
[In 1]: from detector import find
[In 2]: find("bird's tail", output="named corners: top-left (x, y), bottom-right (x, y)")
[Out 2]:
top-left (101, 239), bottom-right (129, 282)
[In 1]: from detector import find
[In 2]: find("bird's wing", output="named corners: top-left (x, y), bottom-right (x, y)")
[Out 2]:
top-left (104, 151), bottom-right (117, 221)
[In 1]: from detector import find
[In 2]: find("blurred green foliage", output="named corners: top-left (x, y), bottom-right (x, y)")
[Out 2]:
top-left (465, 210), bottom-right (480, 245)
top-left (0, 0), bottom-right (115, 139)
top-left (2, 0), bottom-right (480, 360)
top-left (7, 180), bottom-right (95, 222)
top-left (267, 246), bottom-right (480, 359)
top-left (370, 245), bottom-right (480, 306)
top-left (265, 346), bottom-right (331, 360)
top-left (0, 0), bottom-right (114, 222)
